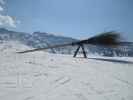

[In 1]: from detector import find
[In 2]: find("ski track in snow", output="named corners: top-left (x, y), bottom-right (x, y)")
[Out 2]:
top-left (0, 41), bottom-right (133, 100)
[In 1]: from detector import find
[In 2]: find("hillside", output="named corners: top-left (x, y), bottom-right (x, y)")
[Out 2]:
top-left (0, 28), bottom-right (77, 53)
top-left (0, 41), bottom-right (133, 100)
top-left (0, 28), bottom-right (133, 56)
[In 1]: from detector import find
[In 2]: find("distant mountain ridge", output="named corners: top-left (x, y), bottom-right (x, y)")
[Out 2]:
top-left (0, 28), bottom-right (77, 48)
top-left (0, 28), bottom-right (133, 57)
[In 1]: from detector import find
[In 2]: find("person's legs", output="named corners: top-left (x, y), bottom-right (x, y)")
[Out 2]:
top-left (73, 45), bottom-right (81, 57)
top-left (81, 44), bottom-right (87, 58)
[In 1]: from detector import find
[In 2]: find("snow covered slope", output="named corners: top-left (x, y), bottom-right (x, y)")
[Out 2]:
top-left (0, 41), bottom-right (133, 100)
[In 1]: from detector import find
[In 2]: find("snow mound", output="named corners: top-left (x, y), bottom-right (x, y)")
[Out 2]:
top-left (0, 41), bottom-right (31, 53)
top-left (0, 41), bottom-right (133, 100)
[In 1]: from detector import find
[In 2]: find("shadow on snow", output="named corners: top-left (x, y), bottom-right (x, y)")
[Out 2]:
top-left (88, 58), bottom-right (133, 65)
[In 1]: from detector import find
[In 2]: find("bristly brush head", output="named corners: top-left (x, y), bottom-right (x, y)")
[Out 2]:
top-left (87, 31), bottom-right (121, 46)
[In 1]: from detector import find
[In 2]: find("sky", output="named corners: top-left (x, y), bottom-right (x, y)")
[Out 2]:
top-left (0, 0), bottom-right (133, 41)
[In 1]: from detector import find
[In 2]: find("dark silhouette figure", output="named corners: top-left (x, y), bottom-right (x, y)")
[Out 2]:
top-left (73, 44), bottom-right (87, 58)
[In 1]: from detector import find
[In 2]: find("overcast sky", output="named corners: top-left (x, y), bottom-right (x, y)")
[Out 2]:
top-left (0, 0), bottom-right (133, 41)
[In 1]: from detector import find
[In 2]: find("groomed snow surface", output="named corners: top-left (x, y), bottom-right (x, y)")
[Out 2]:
top-left (0, 41), bottom-right (133, 100)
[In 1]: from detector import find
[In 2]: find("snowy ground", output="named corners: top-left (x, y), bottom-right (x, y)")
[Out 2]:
top-left (0, 41), bottom-right (133, 100)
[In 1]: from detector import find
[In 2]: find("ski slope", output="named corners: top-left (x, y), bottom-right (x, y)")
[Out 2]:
top-left (0, 41), bottom-right (133, 100)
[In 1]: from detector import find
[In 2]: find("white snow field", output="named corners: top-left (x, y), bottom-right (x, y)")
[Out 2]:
top-left (0, 41), bottom-right (133, 100)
